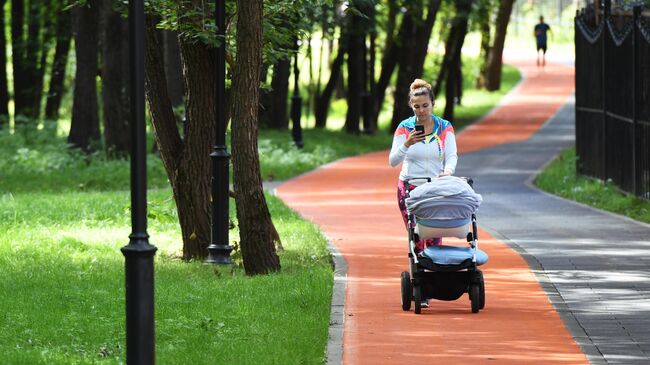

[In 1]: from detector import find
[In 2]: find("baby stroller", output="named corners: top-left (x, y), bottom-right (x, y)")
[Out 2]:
top-left (400, 176), bottom-right (488, 314)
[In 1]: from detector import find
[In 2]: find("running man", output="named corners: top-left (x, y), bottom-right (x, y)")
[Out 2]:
top-left (534, 16), bottom-right (552, 67)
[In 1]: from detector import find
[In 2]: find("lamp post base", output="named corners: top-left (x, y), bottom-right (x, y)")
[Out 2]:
top-left (206, 244), bottom-right (233, 264)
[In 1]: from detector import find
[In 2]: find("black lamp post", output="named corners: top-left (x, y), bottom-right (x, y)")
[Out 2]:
top-left (291, 42), bottom-right (304, 149)
top-left (206, 0), bottom-right (232, 264)
top-left (121, 0), bottom-right (157, 363)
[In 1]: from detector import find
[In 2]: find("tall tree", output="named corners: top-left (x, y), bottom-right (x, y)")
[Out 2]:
top-left (176, 0), bottom-right (219, 259)
top-left (11, 0), bottom-right (26, 120)
top-left (344, 5), bottom-right (364, 134)
top-left (102, 0), bottom-right (129, 156)
top-left (145, 0), bottom-right (302, 262)
top-left (0, 0), bottom-right (9, 127)
top-left (475, 0), bottom-right (493, 88)
top-left (232, 0), bottom-right (281, 275)
top-left (484, 0), bottom-right (514, 91)
top-left (68, 0), bottom-right (101, 151)
top-left (373, 0), bottom-right (399, 125)
top-left (344, 0), bottom-right (376, 134)
top-left (436, 0), bottom-right (473, 121)
top-left (31, 3), bottom-right (56, 119)
top-left (11, 0), bottom-right (54, 122)
top-left (45, 5), bottom-right (72, 125)
top-left (144, 10), bottom-right (215, 260)
top-left (390, 0), bottom-right (442, 131)
top-left (267, 56), bottom-right (291, 129)
top-left (314, 34), bottom-right (346, 128)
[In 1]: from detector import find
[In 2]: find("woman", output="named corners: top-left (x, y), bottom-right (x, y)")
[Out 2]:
top-left (389, 79), bottom-right (458, 251)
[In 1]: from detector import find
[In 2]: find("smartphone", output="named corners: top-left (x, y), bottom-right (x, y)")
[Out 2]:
top-left (415, 125), bottom-right (425, 135)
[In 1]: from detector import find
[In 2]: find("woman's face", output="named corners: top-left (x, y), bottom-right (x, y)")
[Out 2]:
top-left (410, 94), bottom-right (433, 123)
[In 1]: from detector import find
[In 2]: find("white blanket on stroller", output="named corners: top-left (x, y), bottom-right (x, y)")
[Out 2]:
top-left (405, 176), bottom-right (482, 221)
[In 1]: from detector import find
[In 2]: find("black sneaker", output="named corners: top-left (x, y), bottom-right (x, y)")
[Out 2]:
top-left (420, 299), bottom-right (429, 308)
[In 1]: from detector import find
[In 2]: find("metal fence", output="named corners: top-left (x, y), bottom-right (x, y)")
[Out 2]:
top-left (575, 4), bottom-right (650, 199)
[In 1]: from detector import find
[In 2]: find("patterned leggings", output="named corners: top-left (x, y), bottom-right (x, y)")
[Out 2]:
top-left (397, 179), bottom-right (442, 251)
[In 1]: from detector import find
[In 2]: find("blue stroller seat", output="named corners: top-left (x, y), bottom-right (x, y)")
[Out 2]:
top-left (422, 245), bottom-right (489, 266)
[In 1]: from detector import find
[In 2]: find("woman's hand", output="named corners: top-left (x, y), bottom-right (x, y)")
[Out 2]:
top-left (404, 130), bottom-right (425, 147)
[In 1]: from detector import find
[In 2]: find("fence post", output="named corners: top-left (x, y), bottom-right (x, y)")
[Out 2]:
top-left (632, 6), bottom-right (641, 195)
top-left (602, 0), bottom-right (610, 181)
top-left (575, 10), bottom-right (580, 176)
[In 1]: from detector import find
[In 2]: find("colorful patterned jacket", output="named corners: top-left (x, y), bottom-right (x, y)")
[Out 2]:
top-left (389, 114), bottom-right (457, 183)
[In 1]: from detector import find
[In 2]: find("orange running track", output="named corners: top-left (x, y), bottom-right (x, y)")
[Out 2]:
top-left (276, 56), bottom-right (584, 364)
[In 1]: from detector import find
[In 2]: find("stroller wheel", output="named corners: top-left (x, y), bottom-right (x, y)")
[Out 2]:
top-left (470, 284), bottom-right (480, 313)
top-left (478, 271), bottom-right (486, 310)
top-left (413, 285), bottom-right (422, 314)
top-left (400, 271), bottom-right (412, 311)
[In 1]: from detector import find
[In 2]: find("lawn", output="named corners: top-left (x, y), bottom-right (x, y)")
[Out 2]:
top-left (535, 147), bottom-right (650, 224)
top-left (0, 132), bottom-right (332, 364)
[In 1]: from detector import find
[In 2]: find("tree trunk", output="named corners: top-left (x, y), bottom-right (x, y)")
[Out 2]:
top-left (68, 0), bottom-right (101, 151)
top-left (31, 2), bottom-right (55, 119)
top-left (442, 0), bottom-right (473, 120)
top-left (10, 0), bottom-right (50, 120)
top-left (11, 0), bottom-right (26, 122)
top-left (145, 14), bottom-right (214, 261)
top-left (232, 0), bottom-right (280, 275)
top-left (444, 57), bottom-right (462, 120)
top-left (485, 0), bottom-right (514, 91)
top-left (45, 7), bottom-right (72, 123)
top-left (390, 13), bottom-right (416, 131)
top-left (102, 0), bottom-right (129, 156)
top-left (434, 0), bottom-right (472, 102)
top-left (475, 0), bottom-right (492, 89)
top-left (0, 0), bottom-right (9, 127)
top-left (177, 33), bottom-right (217, 260)
top-left (373, 0), bottom-right (398, 125)
top-left (267, 57), bottom-right (290, 129)
top-left (314, 35), bottom-right (346, 129)
top-left (163, 30), bottom-right (184, 107)
top-left (344, 30), bottom-right (362, 134)
top-left (390, 0), bottom-right (441, 132)
top-left (367, 31), bottom-right (377, 132)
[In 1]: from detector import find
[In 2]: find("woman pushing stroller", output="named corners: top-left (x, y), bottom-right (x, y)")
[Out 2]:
top-left (389, 79), bottom-right (458, 252)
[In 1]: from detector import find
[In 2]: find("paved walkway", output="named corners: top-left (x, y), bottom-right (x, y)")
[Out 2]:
top-left (277, 55), bottom-right (650, 364)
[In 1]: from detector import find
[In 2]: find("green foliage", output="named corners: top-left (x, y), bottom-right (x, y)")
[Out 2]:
top-left (535, 147), bottom-right (650, 224)
top-left (258, 128), bottom-right (392, 181)
top-left (0, 130), bottom-right (169, 194)
top-left (145, 0), bottom-right (329, 67)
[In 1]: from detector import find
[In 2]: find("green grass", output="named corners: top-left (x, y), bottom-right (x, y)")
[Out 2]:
top-left (535, 147), bottom-right (650, 224)
top-left (0, 187), bottom-right (332, 364)
top-left (0, 129), bottom-right (333, 364)
top-left (258, 128), bottom-right (392, 181)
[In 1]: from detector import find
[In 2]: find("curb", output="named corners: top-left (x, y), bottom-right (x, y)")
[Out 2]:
top-left (325, 239), bottom-right (348, 365)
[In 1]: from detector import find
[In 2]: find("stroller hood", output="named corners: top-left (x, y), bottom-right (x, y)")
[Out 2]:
top-left (405, 176), bottom-right (482, 221)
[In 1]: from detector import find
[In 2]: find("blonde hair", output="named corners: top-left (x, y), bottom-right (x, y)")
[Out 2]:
top-left (408, 79), bottom-right (434, 105)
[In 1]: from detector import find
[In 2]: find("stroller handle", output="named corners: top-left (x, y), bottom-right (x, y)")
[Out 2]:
top-left (405, 176), bottom-right (474, 189)
top-left (404, 177), bottom-right (431, 191)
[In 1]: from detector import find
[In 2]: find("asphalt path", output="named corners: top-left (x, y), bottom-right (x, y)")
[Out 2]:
top-left (461, 98), bottom-right (650, 365)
